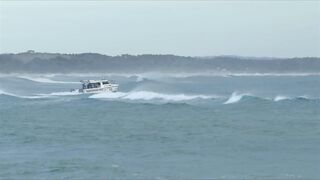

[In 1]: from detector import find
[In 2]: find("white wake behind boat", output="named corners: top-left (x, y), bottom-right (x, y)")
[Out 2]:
top-left (71, 79), bottom-right (119, 93)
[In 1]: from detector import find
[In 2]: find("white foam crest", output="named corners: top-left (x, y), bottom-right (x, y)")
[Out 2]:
top-left (2, 72), bottom-right (320, 80)
top-left (38, 91), bottom-right (81, 97)
top-left (0, 89), bottom-right (8, 95)
top-left (229, 73), bottom-right (320, 77)
top-left (0, 87), bottom-right (82, 99)
top-left (0, 89), bottom-right (20, 97)
top-left (18, 76), bottom-right (79, 84)
top-left (124, 91), bottom-right (211, 101)
top-left (120, 72), bottom-right (320, 79)
top-left (89, 92), bottom-right (127, 99)
top-left (135, 75), bottom-right (145, 82)
top-left (0, 89), bottom-right (43, 99)
top-left (89, 91), bottom-right (213, 102)
top-left (224, 92), bottom-right (247, 104)
top-left (274, 95), bottom-right (290, 102)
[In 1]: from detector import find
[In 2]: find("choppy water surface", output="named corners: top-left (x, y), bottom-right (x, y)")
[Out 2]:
top-left (0, 73), bottom-right (319, 179)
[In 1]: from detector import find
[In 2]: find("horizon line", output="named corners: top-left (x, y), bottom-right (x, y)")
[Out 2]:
top-left (1, 51), bottom-right (319, 59)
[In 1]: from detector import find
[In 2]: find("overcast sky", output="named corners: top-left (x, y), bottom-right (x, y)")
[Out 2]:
top-left (0, 1), bottom-right (319, 57)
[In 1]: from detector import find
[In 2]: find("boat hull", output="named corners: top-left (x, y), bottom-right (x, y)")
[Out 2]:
top-left (71, 85), bottom-right (118, 94)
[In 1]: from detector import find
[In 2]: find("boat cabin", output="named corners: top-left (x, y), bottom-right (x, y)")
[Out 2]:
top-left (81, 80), bottom-right (110, 90)
top-left (77, 79), bottom-right (118, 93)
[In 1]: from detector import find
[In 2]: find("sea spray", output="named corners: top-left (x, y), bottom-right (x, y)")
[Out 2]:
top-left (224, 92), bottom-right (248, 104)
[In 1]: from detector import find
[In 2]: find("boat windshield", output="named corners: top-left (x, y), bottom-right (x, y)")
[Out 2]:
top-left (86, 82), bottom-right (101, 89)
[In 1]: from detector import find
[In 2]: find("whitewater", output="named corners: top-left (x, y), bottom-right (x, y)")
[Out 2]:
top-left (0, 73), bottom-right (319, 179)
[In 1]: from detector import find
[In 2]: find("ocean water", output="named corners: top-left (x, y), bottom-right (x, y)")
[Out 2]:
top-left (0, 73), bottom-right (319, 179)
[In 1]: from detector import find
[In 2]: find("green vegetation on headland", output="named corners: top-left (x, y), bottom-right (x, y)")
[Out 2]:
top-left (0, 51), bottom-right (319, 74)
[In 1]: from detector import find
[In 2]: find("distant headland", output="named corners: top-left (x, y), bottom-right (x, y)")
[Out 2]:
top-left (0, 51), bottom-right (319, 74)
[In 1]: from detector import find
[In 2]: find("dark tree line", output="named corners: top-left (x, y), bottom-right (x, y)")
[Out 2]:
top-left (0, 52), bottom-right (319, 74)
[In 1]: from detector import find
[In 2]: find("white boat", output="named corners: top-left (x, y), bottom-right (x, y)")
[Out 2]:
top-left (71, 79), bottom-right (119, 93)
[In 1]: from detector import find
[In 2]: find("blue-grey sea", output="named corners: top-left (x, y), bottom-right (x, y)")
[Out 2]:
top-left (0, 73), bottom-right (319, 179)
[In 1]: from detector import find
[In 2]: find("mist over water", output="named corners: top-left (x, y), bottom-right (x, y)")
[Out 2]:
top-left (0, 73), bottom-right (319, 179)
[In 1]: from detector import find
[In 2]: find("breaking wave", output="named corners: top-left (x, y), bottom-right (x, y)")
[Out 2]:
top-left (224, 92), bottom-right (250, 104)
top-left (89, 91), bottom-right (214, 102)
top-left (135, 75), bottom-right (145, 82)
top-left (223, 93), bottom-right (319, 104)
top-left (18, 76), bottom-right (79, 84)
top-left (1, 87), bottom-right (318, 104)
top-left (274, 95), bottom-right (290, 102)
top-left (38, 91), bottom-right (81, 96)
top-left (0, 89), bottom-right (12, 96)
top-left (0, 88), bottom-right (81, 99)
top-left (60, 72), bottom-right (320, 78)
top-left (0, 89), bottom-right (42, 99)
